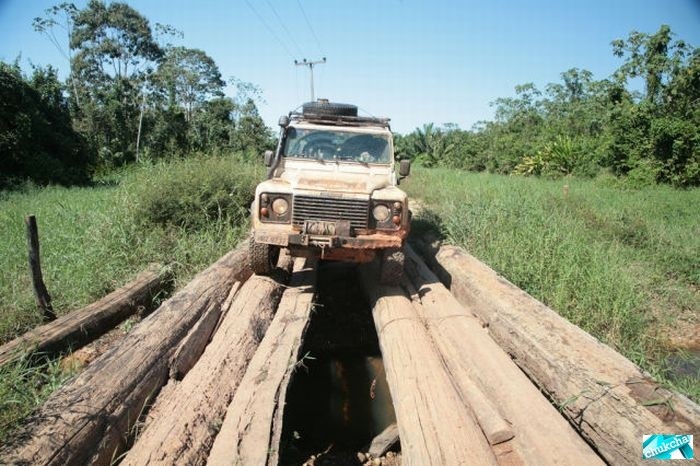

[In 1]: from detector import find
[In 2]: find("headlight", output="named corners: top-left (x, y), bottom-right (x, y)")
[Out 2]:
top-left (259, 193), bottom-right (291, 223)
top-left (372, 204), bottom-right (390, 222)
top-left (272, 197), bottom-right (289, 215)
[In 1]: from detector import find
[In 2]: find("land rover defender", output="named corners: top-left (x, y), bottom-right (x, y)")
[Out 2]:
top-left (249, 100), bottom-right (411, 285)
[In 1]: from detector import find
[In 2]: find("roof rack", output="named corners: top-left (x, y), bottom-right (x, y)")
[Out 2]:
top-left (289, 112), bottom-right (391, 129)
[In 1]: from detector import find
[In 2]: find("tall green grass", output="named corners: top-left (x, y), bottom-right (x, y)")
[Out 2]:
top-left (403, 168), bottom-right (699, 399)
top-left (0, 153), bottom-right (263, 440)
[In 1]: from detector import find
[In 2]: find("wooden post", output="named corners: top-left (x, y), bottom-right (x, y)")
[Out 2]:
top-left (25, 215), bottom-right (56, 322)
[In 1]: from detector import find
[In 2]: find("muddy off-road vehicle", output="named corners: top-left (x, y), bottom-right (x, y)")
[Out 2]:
top-left (249, 100), bottom-right (411, 285)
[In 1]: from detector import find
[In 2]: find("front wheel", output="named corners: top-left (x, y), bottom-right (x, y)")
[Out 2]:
top-left (380, 247), bottom-right (405, 286)
top-left (249, 236), bottom-right (280, 275)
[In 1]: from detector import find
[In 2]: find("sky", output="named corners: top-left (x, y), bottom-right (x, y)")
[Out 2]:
top-left (1, 0), bottom-right (699, 134)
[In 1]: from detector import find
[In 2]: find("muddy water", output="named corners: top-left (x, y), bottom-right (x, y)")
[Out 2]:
top-left (278, 262), bottom-right (397, 464)
top-left (666, 348), bottom-right (700, 380)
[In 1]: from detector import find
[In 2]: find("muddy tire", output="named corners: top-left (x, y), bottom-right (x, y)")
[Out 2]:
top-left (249, 236), bottom-right (280, 275)
top-left (302, 101), bottom-right (358, 117)
top-left (380, 247), bottom-right (405, 286)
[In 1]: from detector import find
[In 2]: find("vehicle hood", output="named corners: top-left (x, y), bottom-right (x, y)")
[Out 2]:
top-left (277, 160), bottom-right (394, 194)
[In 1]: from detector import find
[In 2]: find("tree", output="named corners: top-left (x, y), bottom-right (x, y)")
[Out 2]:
top-left (609, 25), bottom-right (699, 185)
top-left (230, 98), bottom-right (273, 156)
top-left (153, 46), bottom-right (224, 121)
top-left (0, 62), bottom-right (92, 187)
top-left (67, 0), bottom-right (162, 164)
top-left (33, 3), bottom-right (82, 109)
top-left (612, 25), bottom-right (690, 104)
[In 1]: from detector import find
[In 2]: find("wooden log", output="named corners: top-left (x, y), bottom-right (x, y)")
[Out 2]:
top-left (0, 246), bottom-right (250, 466)
top-left (361, 269), bottom-right (498, 466)
top-left (367, 422), bottom-right (399, 458)
top-left (25, 215), bottom-right (55, 322)
top-left (0, 264), bottom-right (167, 367)
top-left (428, 244), bottom-right (700, 466)
top-left (122, 261), bottom-right (292, 466)
top-left (169, 281), bottom-right (241, 380)
top-left (206, 257), bottom-right (318, 466)
top-left (404, 246), bottom-right (604, 465)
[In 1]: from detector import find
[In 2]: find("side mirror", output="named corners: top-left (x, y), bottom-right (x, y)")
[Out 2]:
top-left (264, 150), bottom-right (274, 167)
top-left (399, 159), bottom-right (411, 177)
top-left (278, 115), bottom-right (290, 127)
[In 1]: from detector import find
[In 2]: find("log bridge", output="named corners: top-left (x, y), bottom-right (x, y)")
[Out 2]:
top-left (1, 242), bottom-right (698, 466)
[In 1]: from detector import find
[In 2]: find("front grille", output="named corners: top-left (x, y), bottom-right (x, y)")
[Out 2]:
top-left (293, 195), bottom-right (369, 230)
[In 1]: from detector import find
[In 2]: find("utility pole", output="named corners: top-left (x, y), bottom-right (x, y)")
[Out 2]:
top-left (294, 57), bottom-right (326, 101)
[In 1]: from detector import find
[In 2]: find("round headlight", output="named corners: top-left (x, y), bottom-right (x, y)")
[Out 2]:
top-left (271, 197), bottom-right (289, 215)
top-left (372, 204), bottom-right (390, 222)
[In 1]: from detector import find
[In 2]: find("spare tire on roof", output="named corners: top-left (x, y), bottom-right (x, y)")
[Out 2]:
top-left (302, 101), bottom-right (358, 117)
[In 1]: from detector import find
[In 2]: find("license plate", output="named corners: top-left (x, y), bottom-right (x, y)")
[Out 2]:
top-left (303, 220), bottom-right (338, 236)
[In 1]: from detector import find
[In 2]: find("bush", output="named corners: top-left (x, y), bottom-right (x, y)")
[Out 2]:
top-left (124, 155), bottom-right (263, 231)
top-left (514, 136), bottom-right (599, 177)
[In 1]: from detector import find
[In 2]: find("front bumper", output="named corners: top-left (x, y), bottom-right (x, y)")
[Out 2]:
top-left (254, 229), bottom-right (407, 249)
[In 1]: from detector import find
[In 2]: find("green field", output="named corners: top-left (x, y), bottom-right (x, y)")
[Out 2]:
top-left (0, 154), bottom-right (261, 439)
top-left (1, 162), bottom-right (698, 440)
top-left (403, 168), bottom-right (700, 400)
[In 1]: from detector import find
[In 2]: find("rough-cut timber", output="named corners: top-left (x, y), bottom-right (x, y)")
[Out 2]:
top-left (122, 260), bottom-right (292, 466)
top-left (426, 244), bottom-right (700, 466)
top-left (169, 281), bottom-right (241, 380)
top-left (207, 257), bottom-right (318, 466)
top-left (0, 264), bottom-right (167, 367)
top-left (361, 268), bottom-right (498, 466)
top-left (0, 246), bottom-right (250, 466)
top-left (367, 422), bottom-right (400, 458)
top-left (404, 246), bottom-right (604, 465)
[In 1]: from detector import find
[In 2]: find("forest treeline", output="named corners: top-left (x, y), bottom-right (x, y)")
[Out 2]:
top-left (1, 1), bottom-right (698, 188)
top-left (1, 0), bottom-right (273, 188)
top-left (397, 25), bottom-right (699, 187)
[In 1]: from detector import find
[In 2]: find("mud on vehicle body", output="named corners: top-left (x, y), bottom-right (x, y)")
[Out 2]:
top-left (249, 99), bottom-right (411, 285)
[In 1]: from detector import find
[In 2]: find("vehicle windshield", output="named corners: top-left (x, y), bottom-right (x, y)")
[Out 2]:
top-left (283, 127), bottom-right (391, 163)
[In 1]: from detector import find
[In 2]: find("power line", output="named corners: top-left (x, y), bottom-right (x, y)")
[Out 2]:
top-left (295, 57), bottom-right (326, 101)
top-left (264, 0), bottom-right (303, 56)
top-left (295, 0), bottom-right (324, 55)
top-left (243, 0), bottom-right (294, 58)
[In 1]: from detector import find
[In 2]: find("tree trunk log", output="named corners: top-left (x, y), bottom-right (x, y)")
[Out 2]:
top-left (361, 268), bottom-right (498, 466)
top-left (404, 246), bottom-right (603, 465)
top-left (169, 281), bottom-right (241, 380)
top-left (122, 260), bottom-right (292, 466)
top-left (0, 264), bottom-right (167, 367)
top-left (206, 258), bottom-right (318, 466)
top-left (0, 246), bottom-right (250, 466)
top-left (425, 243), bottom-right (700, 466)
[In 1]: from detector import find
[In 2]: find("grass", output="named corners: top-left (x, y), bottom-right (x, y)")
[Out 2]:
top-left (403, 168), bottom-right (699, 400)
top-left (1, 159), bottom-right (697, 439)
top-left (0, 153), bottom-right (263, 441)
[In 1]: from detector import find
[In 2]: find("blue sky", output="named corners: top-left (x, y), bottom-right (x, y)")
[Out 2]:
top-left (1, 0), bottom-right (699, 133)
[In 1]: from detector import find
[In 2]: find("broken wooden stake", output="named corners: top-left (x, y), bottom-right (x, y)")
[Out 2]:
top-left (25, 215), bottom-right (55, 322)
